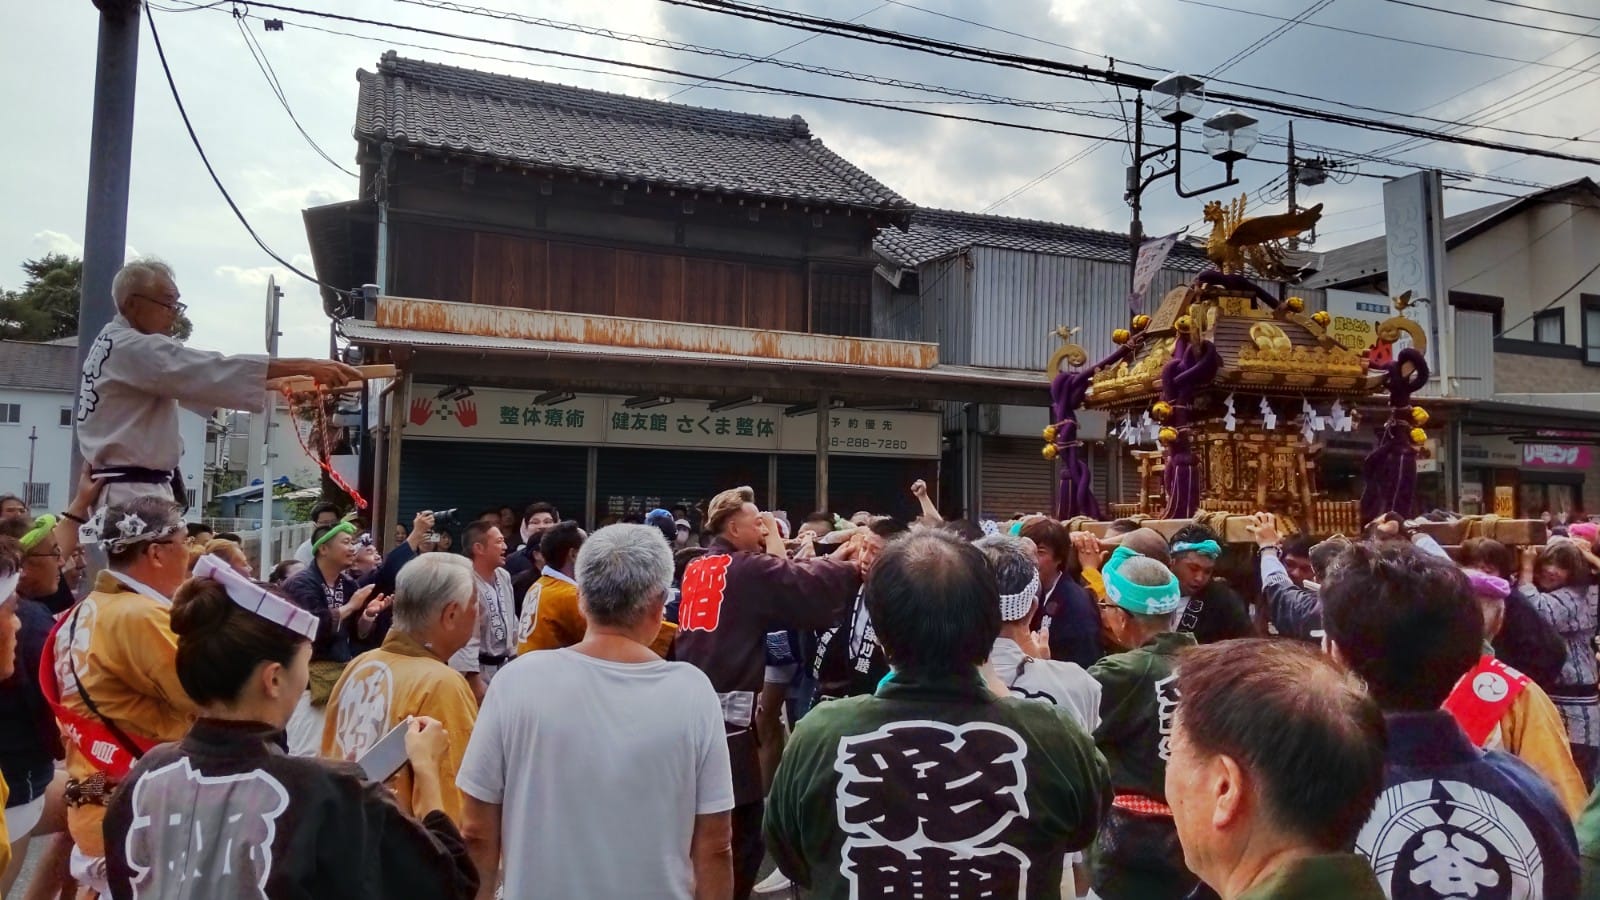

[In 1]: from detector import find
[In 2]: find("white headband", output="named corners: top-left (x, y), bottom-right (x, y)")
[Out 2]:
top-left (998, 568), bottom-right (1042, 623)
top-left (78, 507), bottom-right (184, 553)
top-left (192, 554), bottom-right (319, 641)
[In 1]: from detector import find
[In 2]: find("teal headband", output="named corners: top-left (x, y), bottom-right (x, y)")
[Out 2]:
top-left (1008, 521), bottom-right (1025, 537)
top-left (312, 521), bottom-right (358, 553)
top-left (1103, 544), bottom-right (1183, 615)
top-left (1172, 539), bottom-right (1221, 560)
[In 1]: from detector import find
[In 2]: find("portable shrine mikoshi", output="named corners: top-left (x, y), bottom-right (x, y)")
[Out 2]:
top-left (1043, 196), bottom-right (1445, 539)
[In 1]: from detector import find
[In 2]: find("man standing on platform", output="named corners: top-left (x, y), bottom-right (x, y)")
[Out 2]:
top-left (76, 258), bottom-right (360, 507)
top-left (674, 485), bottom-right (862, 899)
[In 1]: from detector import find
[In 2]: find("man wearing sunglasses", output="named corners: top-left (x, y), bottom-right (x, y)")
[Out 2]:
top-left (76, 258), bottom-right (363, 508)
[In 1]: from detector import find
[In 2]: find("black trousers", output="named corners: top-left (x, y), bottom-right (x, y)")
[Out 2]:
top-left (731, 799), bottom-right (765, 900)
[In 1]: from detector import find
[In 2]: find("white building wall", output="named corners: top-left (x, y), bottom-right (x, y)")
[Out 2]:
top-left (0, 386), bottom-right (207, 515)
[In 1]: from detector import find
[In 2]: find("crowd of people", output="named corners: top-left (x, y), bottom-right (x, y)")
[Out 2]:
top-left (7, 469), bottom-right (1600, 897)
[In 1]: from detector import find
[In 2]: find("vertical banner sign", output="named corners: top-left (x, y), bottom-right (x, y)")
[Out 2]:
top-left (1128, 232), bottom-right (1180, 314)
top-left (1382, 171), bottom-right (1452, 392)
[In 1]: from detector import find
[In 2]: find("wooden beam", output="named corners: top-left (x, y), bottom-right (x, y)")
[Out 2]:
top-left (383, 371), bottom-right (411, 542)
top-left (816, 392), bottom-right (831, 515)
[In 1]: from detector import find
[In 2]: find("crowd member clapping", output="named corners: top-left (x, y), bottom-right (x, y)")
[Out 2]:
top-left (1322, 541), bottom-right (1580, 898)
top-left (323, 553), bottom-right (481, 821)
top-left (764, 527), bottom-right (1110, 899)
top-left (1166, 639), bottom-right (1388, 899)
top-left (103, 555), bottom-right (477, 898)
top-left (459, 524), bottom-right (734, 900)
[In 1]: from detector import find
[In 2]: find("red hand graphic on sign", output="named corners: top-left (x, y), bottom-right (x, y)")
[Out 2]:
top-left (456, 400), bottom-right (478, 427)
top-left (410, 398), bottom-right (433, 426)
top-left (678, 555), bottom-right (732, 632)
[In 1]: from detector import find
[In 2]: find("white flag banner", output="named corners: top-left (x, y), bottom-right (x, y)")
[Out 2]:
top-left (1129, 232), bottom-right (1181, 313)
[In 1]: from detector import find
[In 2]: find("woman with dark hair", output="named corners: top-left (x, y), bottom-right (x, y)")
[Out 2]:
top-left (103, 556), bottom-right (477, 898)
top-left (1520, 539), bottom-right (1600, 785)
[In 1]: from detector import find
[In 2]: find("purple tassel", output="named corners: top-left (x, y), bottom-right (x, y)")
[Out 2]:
top-left (1360, 346), bottom-right (1430, 522)
top-left (1159, 335), bottom-right (1222, 519)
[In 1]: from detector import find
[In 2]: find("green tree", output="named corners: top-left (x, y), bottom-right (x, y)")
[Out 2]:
top-left (0, 253), bottom-right (193, 341)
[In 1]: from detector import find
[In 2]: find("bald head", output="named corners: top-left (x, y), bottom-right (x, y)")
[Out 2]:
top-left (1114, 527), bottom-right (1170, 564)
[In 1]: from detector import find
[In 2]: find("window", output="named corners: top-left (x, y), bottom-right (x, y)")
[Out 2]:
top-left (1584, 295), bottom-right (1600, 366)
top-left (0, 404), bottom-right (19, 425)
top-left (1534, 309), bottom-right (1565, 344)
top-left (59, 407), bottom-right (72, 427)
top-left (23, 482), bottom-right (48, 509)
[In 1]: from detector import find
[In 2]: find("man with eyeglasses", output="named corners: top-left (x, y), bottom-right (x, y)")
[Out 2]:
top-left (76, 258), bottom-right (363, 508)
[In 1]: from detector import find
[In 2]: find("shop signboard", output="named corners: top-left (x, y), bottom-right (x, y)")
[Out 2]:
top-left (1522, 443), bottom-right (1592, 469)
top-left (408, 385), bottom-right (939, 458)
top-left (1493, 485), bottom-right (1515, 517)
top-left (1459, 436), bottom-right (1521, 467)
top-left (1323, 290), bottom-right (1392, 351)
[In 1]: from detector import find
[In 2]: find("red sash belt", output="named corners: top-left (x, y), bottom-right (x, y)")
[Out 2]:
top-left (1112, 793), bottom-right (1173, 816)
top-left (38, 613), bottom-right (158, 780)
top-left (1443, 654), bottom-right (1530, 747)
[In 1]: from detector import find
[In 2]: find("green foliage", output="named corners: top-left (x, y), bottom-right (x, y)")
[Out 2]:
top-left (0, 254), bottom-right (194, 342)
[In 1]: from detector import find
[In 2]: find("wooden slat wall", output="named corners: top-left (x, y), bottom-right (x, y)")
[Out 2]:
top-left (390, 221), bottom-right (823, 333)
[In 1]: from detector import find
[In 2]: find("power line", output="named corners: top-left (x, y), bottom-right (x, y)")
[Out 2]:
top-left (1482, 0), bottom-right (1600, 22)
top-left (1496, 256), bottom-right (1600, 338)
top-left (143, 4), bottom-right (344, 295)
top-left (1177, 0), bottom-right (1586, 71)
top-left (651, 0), bottom-right (1600, 165)
top-left (232, 15), bottom-right (359, 178)
top-left (1384, 0), bottom-right (1600, 38)
top-left (882, 0), bottom-right (1138, 67)
top-left (1206, 0), bottom-right (1335, 77)
top-left (666, 0), bottom-right (890, 100)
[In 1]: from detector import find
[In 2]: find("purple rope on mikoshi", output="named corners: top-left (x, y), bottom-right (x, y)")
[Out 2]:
top-left (1050, 342), bottom-right (1138, 519)
top-left (1360, 346), bottom-right (1430, 523)
top-left (1159, 332), bottom-right (1222, 519)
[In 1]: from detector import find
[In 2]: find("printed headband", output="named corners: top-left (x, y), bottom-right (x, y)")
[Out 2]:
top-left (1103, 544), bottom-right (1183, 615)
top-left (192, 554), bottom-right (319, 641)
top-left (998, 567), bottom-right (1042, 623)
top-left (1171, 539), bottom-right (1222, 559)
top-left (79, 507), bottom-right (185, 553)
top-left (20, 514), bottom-right (56, 550)
top-left (980, 520), bottom-right (1000, 537)
top-left (312, 521), bottom-right (358, 552)
top-left (1466, 569), bottom-right (1511, 601)
top-left (357, 532), bottom-right (375, 548)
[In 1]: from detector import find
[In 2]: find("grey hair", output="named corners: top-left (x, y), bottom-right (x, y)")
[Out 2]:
top-left (1118, 555), bottom-right (1186, 630)
top-left (111, 257), bottom-right (175, 312)
top-left (973, 534), bottom-right (1039, 596)
top-left (103, 497), bottom-right (186, 565)
top-left (393, 553), bottom-right (476, 633)
top-left (576, 523), bottom-right (673, 628)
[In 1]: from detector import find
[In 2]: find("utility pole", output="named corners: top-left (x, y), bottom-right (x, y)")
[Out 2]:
top-left (72, 0), bottom-right (142, 478)
top-left (1286, 122), bottom-right (1299, 251)
top-left (260, 277), bottom-right (282, 573)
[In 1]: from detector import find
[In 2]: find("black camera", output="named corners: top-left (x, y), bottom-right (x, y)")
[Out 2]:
top-left (424, 507), bottom-right (461, 529)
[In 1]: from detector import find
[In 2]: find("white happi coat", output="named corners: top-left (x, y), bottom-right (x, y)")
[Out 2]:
top-left (77, 315), bottom-right (269, 504)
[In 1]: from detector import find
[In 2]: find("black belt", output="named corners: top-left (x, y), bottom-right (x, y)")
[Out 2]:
top-left (93, 466), bottom-right (188, 509)
top-left (479, 653), bottom-right (510, 667)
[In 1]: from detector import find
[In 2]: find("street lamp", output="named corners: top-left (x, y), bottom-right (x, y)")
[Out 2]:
top-left (1125, 74), bottom-right (1261, 290)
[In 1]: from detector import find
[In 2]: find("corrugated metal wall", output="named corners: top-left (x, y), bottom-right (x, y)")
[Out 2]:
top-left (940, 247), bottom-right (1325, 371)
top-left (921, 255), bottom-right (972, 362)
top-left (1454, 309), bottom-right (1496, 399)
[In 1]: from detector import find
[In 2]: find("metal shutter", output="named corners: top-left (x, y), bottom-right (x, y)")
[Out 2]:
top-left (776, 455), bottom-right (937, 522)
top-left (399, 440), bottom-right (588, 529)
top-left (595, 448), bottom-right (770, 520)
top-left (981, 437), bottom-right (1055, 521)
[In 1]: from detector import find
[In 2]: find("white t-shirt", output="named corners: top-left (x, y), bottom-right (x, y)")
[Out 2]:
top-left (990, 637), bottom-right (1102, 734)
top-left (457, 648), bottom-right (735, 900)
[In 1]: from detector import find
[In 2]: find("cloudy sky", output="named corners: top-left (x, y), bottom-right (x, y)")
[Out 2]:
top-left (4, 0), bottom-right (1597, 359)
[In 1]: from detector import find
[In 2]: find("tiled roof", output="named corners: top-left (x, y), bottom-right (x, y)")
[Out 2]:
top-left (0, 338), bottom-right (78, 392)
top-left (874, 207), bottom-right (1212, 271)
top-left (1304, 178), bottom-right (1600, 289)
top-left (356, 53), bottom-right (912, 216)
